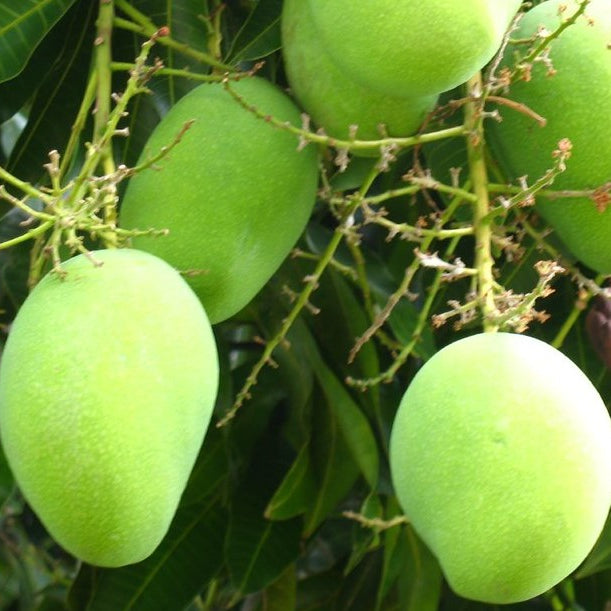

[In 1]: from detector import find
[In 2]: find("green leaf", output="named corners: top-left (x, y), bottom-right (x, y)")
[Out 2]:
top-left (314, 361), bottom-right (379, 489)
top-left (226, 0), bottom-right (282, 62)
top-left (0, 0), bottom-right (76, 83)
top-left (307, 267), bottom-right (380, 393)
top-left (68, 498), bottom-right (227, 611)
top-left (337, 552), bottom-right (384, 611)
top-left (395, 527), bottom-right (442, 611)
top-left (113, 0), bottom-right (212, 166)
top-left (303, 386), bottom-right (360, 536)
top-left (287, 317), bottom-right (379, 489)
top-left (0, 443), bottom-right (13, 506)
top-left (5, 0), bottom-right (96, 184)
top-left (575, 513), bottom-right (611, 579)
top-left (344, 494), bottom-right (383, 575)
top-left (265, 442), bottom-right (317, 520)
top-left (262, 563), bottom-right (298, 611)
top-left (225, 420), bottom-right (303, 598)
top-left (0, 207), bottom-right (39, 307)
top-left (226, 510), bottom-right (302, 598)
top-left (0, 2), bottom-right (78, 124)
top-left (180, 425), bottom-right (230, 508)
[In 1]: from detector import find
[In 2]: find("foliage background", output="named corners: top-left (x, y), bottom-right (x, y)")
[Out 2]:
top-left (0, 1), bottom-right (610, 610)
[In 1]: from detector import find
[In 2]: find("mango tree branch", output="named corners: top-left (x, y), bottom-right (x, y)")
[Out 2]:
top-left (217, 165), bottom-right (382, 428)
top-left (465, 73), bottom-right (498, 332)
top-left (94, 0), bottom-right (118, 231)
top-left (114, 0), bottom-right (235, 73)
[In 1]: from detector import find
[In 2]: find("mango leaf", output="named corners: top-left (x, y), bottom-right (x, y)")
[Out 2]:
top-left (336, 552), bottom-right (384, 611)
top-left (303, 386), bottom-right (360, 536)
top-left (226, 511), bottom-right (302, 598)
top-left (314, 361), bottom-right (379, 489)
top-left (0, 443), bottom-right (13, 507)
top-left (296, 570), bottom-right (344, 609)
top-left (225, 418), bottom-right (302, 598)
top-left (0, 1), bottom-right (85, 123)
top-left (344, 494), bottom-right (383, 575)
top-left (283, 317), bottom-right (379, 489)
top-left (265, 442), bottom-right (317, 520)
top-left (68, 498), bottom-right (227, 611)
top-left (306, 266), bottom-right (380, 396)
top-left (305, 223), bottom-right (436, 361)
top-left (261, 563), bottom-right (298, 611)
top-left (6, 0), bottom-right (96, 184)
top-left (0, 0), bottom-right (76, 83)
top-left (113, 0), bottom-right (212, 166)
top-left (574, 570), bottom-right (611, 611)
top-left (395, 527), bottom-right (442, 611)
top-left (179, 425), bottom-right (230, 508)
top-left (575, 513), bottom-right (611, 579)
top-left (226, 0), bottom-right (282, 62)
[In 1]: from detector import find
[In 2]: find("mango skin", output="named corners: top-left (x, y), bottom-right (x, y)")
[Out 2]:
top-left (281, 0), bottom-right (438, 147)
top-left (487, 0), bottom-right (611, 273)
top-left (0, 249), bottom-right (219, 567)
top-left (390, 332), bottom-right (611, 604)
top-left (307, 0), bottom-right (523, 98)
top-left (120, 77), bottom-right (319, 324)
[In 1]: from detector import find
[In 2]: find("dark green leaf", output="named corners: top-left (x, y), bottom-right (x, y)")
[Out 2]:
top-left (0, 443), bottom-right (13, 505)
top-left (6, 0), bottom-right (96, 184)
top-left (226, 0), bottom-right (282, 62)
top-left (396, 527), bottom-right (443, 611)
top-left (344, 494), bottom-right (383, 575)
top-left (225, 418), bottom-right (302, 598)
top-left (0, 0), bottom-right (76, 83)
top-left (265, 442), bottom-right (317, 520)
top-left (113, 0), bottom-right (212, 166)
top-left (180, 425), bottom-right (230, 508)
top-left (307, 267), bottom-right (380, 394)
top-left (337, 552), bottom-right (383, 611)
top-left (262, 563), bottom-right (298, 611)
top-left (575, 513), bottom-right (611, 579)
top-left (303, 386), bottom-right (360, 536)
top-left (286, 317), bottom-right (379, 489)
top-left (68, 498), bottom-right (227, 611)
top-left (226, 511), bottom-right (302, 598)
top-left (313, 361), bottom-right (379, 489)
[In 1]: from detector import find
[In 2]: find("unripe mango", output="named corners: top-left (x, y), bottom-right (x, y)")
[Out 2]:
top-left (307, 0), bottom-right (523, 98)
top-left (0, 249), bottom-right (219, 567)
top-left (487, 0), bottom-right (611, 273)
top-left (281, 0), bottom-right (437, 146)
top-left (119, 77), bottom-right (320, 324)
top-left (390, 332), bottom-right (611, 604)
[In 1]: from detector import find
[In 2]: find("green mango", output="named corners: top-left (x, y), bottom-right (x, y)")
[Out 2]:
top-left (282, 0), bottom-right (437, 147)
top-left (487, 0), bottom-right (611, 273)
top-left (120, 77), bottom-right (320, 324)
top-left (0, 249), bottom-right (219, 567)
top-left (307, 0), bottom-right (523, 98)
top-left (390, 332), bottom-right (611, 604)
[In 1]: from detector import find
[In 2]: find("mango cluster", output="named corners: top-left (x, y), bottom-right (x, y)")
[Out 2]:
top-left (282, 0), bottom-right (522, 145)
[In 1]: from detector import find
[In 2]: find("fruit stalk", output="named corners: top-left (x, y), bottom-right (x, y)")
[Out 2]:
top-left (94, 0), bottom-right (118, 232)
top-left (465, 73), bottom-right (497, 332)
top-left (113, 0), bottom-right (234, 73)
top-left (218, 164), bottom-right (381, 427)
